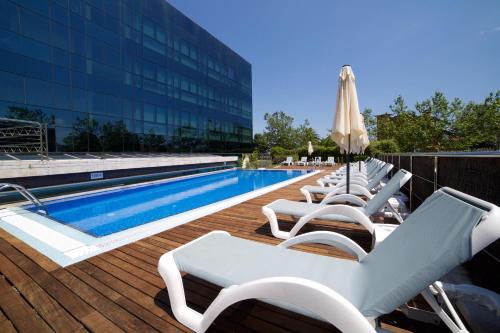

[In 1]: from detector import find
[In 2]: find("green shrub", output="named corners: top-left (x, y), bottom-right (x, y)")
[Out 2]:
top-left (271, 146), bottom-right (297, 164)
top-left (366, 139), bottom-right (400, 156)
top-left (296, 145), bottom-right (342, 161)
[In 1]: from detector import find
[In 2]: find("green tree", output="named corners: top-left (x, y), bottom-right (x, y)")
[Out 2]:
top-left (319, 133), bottom-right (337, 147)
top-left (296, 119), bottom-right (319, 147)
top-left (262, 111), bottom-right (298, 149)
top-left (361, 108), bottom-right (377, 140)
top-left (455, 91), bottom-right (500, 150)
top-left (253, 133), bottom-right (269, 153)
top-left (366, 139), bottom-right (399, 156)
top-left (388, 95), bottom-right (419, 152)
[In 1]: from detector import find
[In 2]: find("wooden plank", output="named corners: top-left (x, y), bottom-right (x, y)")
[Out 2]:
top-left (50, 269), bottom-right (158, 333)
top-left (0, 276), bottom-right (53, 333)
top-left (0, 308), bottom-right (18, 333)
top-left (0, 238), bottom-right (124, 333)
top-left (0, 253), bottom-right (86, 333)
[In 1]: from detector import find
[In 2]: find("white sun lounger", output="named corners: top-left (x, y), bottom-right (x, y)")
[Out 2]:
top-left (281, 156), bottom-right (293, 166)
top-left (317, 163), bottom-right (393, 189)
top-left (324, 156), bottom-right (336, 166)
top-left (262, 169), bottom-right (412, 240)
top-left (302, 165), bottom-right (398, 203)
top-left (158, 187), bottom-right (500, 333)
top-left (327, 159), bottom-right (385, 181)
top-left (296, 156), bottom-right (308, 166)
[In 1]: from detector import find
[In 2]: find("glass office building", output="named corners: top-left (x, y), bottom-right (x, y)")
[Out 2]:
top-left (0, 0), bottom-right (252, 153)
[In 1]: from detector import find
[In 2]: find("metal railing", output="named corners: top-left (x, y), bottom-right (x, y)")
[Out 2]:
top-left (0, 183), bottom-right (47, 214)
top-left (380, 152), bottom-right (500, 282)
top-left (381, 152), bottom-right (500, 211)
top-left (0, 118), bottom-right (48, 160)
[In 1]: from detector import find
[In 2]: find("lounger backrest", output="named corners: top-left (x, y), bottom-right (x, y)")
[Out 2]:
top-left (365, 164), bottom-right (394, 190)
top-left (366, 161), bottom-right (385, 178)
top-left (286, 156), bottom-right (293, 162)
top-left (364, 169), bottom-right (411, 215)
top-left (301, 157), bottom-right (307, 162)
top-left (327, 157), bottom-right (334, 162)
top-left (357, 189), bottom-right (489, 317)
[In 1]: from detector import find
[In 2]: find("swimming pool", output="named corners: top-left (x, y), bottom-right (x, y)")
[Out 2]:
top-left (31, 169), bottom-right (311, 237)
top-left (1, 168), bottom-right (317, 266)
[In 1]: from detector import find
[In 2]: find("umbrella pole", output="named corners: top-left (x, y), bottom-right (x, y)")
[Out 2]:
top-left (346, 134), bottom-right (350, 194)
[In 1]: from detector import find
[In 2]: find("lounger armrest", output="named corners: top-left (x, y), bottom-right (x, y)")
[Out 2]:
top-left (289, 204), bottom-right (375, 236)
top-left (203, 277), bottom-right (376, 333)
top-left (278, 231), bottom-right (367, 261)
top-left (321, 193), bottom-right (368, 206)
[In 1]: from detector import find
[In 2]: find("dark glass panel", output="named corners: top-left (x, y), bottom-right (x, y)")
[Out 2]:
top-left (17, 0), bottom-right (49, 17)
top-left (19, 8), bottom-right (50, 43)
top-left (51, 22), bottom-right (69, 50)
top-left (105, 94), bottom-right (121, 116)
top-left (52, 47), bottom-right (69, 67)
top-left (52, 83), bottom-right (71, 109)
top-left (88, 91), bottom-right (105, 114)
top-left (70, 70), bottom-right (86, 88)
top-left (70, 53), bottom-right (85, 71)
top-left (156, 106), bottom-right (166, 124)
top-left (69, 0), bottom-right (83, 15)
top-left (51, 2), bottom-right (69, 25)
top-left (69, 12), bottom-right (85, 31)
top-left (53, 65), bottom-right (70, 85)
top-left (143, 103), bottom-right (155, 122)
top-left (71, 87), bottom-right (86, 112)
top-left (70, 29), bottom-right (85, 55)
top-left (0, 1), bottom-right (19, 32)
top-left (25, 78), bottom-right (52, 106)
top-left (0, 71), bottom-right (24, 104)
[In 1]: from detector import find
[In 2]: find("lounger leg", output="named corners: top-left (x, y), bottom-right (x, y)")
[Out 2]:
top-left (262, 206), bottom-right (291, 239)
top-left (300, 188), bottom-right (313, 203)
top-left (158, 253), bottom-right (204, 332)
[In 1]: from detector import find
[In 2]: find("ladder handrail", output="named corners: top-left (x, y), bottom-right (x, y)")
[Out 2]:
top-left (0, 183), bottom-right (48, 214)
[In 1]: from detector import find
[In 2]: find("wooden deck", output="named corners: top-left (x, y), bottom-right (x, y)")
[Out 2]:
top-left (0, 168), bottom-right (446, 333)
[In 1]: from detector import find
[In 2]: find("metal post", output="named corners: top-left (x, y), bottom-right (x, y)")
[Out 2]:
top-left (39, 123), bottom-right (43, 160)
top-left (434, 156), bottom-right (438, 191)
top-left (346, 134), bottom-right (351, 194)
top-left (409, 155), bottom-right (413, 212)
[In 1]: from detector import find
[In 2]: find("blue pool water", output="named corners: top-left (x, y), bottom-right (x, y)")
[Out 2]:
top-left (34, 169), bottom-right (310, 237)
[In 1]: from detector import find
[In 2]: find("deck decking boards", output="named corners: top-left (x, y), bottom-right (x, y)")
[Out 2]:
top-left (0, 166), bottom-right (448, 332)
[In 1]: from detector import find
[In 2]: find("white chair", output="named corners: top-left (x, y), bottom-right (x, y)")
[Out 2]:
top-left (324, 156), bottom-right (336, 166)
top-left (281, 156), bottom-right (293, 166)
top-left (158, 187), bottom-right (500, 333)
top-left (296, 156), bottom-right (308, 166)
top-left (263, 169), bottom-right (412, 240)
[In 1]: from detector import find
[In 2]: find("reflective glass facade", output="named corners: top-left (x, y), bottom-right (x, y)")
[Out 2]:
top-left (0, 0), bottom-right (253, 152)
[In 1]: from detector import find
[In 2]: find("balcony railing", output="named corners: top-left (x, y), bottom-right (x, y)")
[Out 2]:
top-left (381, 152), bottom-right (500, 293)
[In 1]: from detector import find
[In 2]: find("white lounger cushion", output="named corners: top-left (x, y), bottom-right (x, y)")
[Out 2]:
top-left (266, 199), bottom-right (360, 223)
top-left (173, 231), bottom-right (361, 319)
top-left (171, 189), bottom-right (485, 318)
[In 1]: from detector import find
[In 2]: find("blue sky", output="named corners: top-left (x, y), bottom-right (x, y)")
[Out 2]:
top-left (168, 0), bottom-right (500, 136)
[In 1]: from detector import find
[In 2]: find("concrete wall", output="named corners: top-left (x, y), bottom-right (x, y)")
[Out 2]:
top-left (0, 155), bottom-right (237, 178)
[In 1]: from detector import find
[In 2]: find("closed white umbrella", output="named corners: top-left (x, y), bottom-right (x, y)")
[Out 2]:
top-left (307, 141), bottom-right (314, 155)
top-left (331, 65), bottom-right (369, 193)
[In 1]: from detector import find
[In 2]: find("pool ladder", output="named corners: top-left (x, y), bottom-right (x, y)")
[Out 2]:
top-left (0, 183), bottom-right (48, 215)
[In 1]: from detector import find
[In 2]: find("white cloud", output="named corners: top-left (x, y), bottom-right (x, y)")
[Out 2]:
top-left (479, 26), bottom-right (500, 36)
